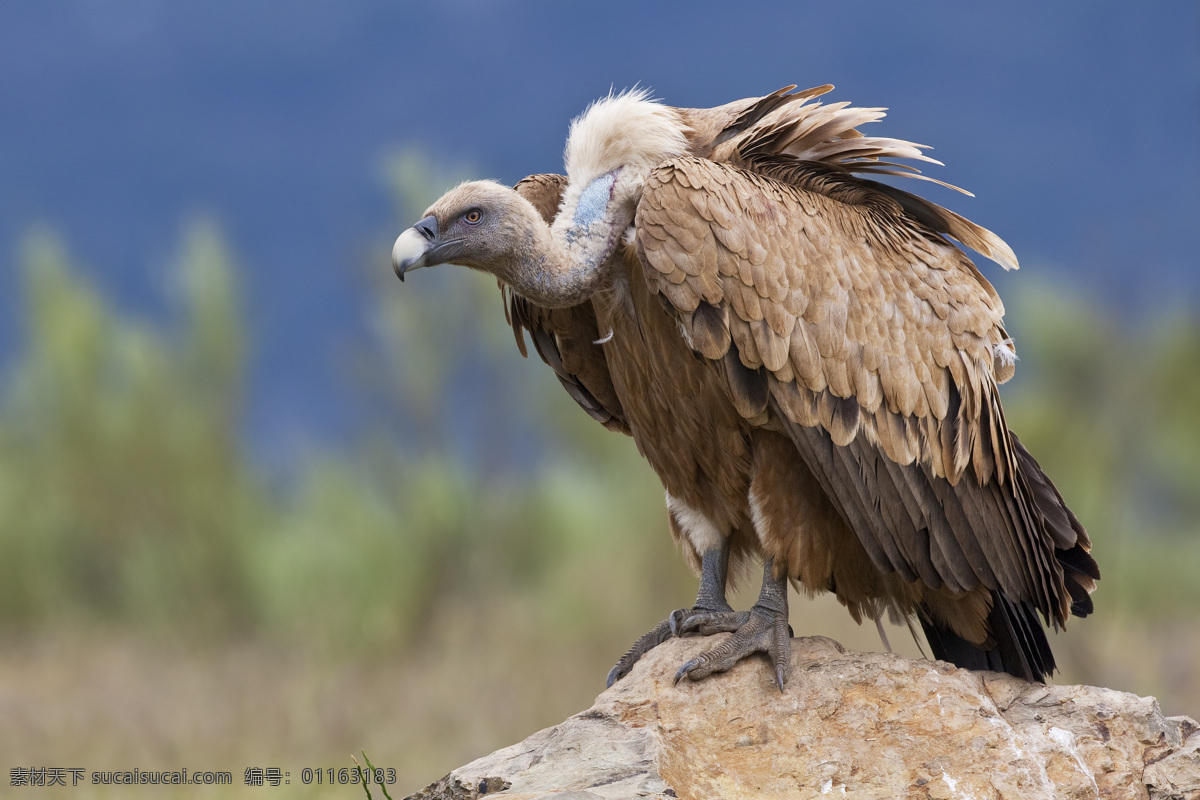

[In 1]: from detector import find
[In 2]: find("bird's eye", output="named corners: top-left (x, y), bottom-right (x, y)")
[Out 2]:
top-left (463, 209), bottom-right (482, 225)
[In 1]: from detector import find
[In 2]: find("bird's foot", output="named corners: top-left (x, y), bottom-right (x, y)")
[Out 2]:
top-left (605, 600), bottom-right (734, 688)
top-left (669, 606), bottom-right (748, 636)
top-left (606, 618), bottom-right (672, 688)
top-left (673, 601), bottom-right (792, 690)
top-left (606, 542), bottom-right (735, 689)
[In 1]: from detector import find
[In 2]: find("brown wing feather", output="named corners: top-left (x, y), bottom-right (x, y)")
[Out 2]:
top-left (639, 157), bottom-right (1008, 480)
top-left (507, 174), bottom-right (628, 434)
top-left (698, 85), bottom-right (1020, 273)
top-left (635, 156), bottom-right (1095, 628)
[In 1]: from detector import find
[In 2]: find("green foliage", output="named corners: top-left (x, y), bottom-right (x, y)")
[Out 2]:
top-left (0, 224), bottom-right (262, 635)
top-left (0, 191), bottom-right (684, 654)
top-left (354, 751), bottom-right (394, 800)
top-left (1001, 281), bottom-right (1200, 619)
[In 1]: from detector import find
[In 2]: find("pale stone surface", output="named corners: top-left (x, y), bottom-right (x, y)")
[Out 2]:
top-left (406, 636), bottom-right (1200, 800)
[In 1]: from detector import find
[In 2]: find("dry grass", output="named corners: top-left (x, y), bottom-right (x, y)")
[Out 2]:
top-left (1, 630), bottom-right (595, 798)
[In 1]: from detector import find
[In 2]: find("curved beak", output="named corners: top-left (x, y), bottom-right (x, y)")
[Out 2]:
top-left (392, 215), bottom-right (439, 281)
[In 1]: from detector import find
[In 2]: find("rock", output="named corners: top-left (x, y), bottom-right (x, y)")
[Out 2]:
top-left (407, 636), bottom-right (1200, 800)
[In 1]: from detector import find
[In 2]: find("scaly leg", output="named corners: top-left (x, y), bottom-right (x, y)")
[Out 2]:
top-left (605, 539), bottom-right (733, 688)
top-left (673, 557), bottom-right (792, 691)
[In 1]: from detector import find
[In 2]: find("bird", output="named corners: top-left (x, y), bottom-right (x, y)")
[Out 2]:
top-left (390, 85), bottom-right (1099, 689)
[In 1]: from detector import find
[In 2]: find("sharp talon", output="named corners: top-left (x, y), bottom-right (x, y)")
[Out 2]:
top-left (605, 665), bottom-right (620, 688)
top-left (787, 624), bottom-right (795, 638)
top-left (776, 664), bottom-right (786, 692)
top-left (674, 658), bottom-right (699, 685)
top-left (668, 608), bottom-right (687, 637)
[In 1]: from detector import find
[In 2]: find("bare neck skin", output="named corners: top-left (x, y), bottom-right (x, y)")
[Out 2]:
top-left (506, 170), bottom-right (629, 309)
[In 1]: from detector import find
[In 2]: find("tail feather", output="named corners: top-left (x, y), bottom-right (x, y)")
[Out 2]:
top-left (1011, 433), bottom-right (1100, 623)
top-left (920, 591), bottom-right (1055, 683)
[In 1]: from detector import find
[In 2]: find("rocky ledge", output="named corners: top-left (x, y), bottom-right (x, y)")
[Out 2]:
top-left (407, 636), bottom-right (1200, 800)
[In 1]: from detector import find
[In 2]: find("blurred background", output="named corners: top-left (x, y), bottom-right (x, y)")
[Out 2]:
top-left (1, 1), bottom-right (1198, 796)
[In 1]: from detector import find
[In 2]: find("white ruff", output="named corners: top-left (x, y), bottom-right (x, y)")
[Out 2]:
top-left (546, 89), bottom-right (691, 296)
top-left (563, 88), bottom-right (689, 185)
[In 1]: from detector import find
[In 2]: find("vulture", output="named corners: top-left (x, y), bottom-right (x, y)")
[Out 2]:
top-left (391, 85), bottom-right (1099, 688)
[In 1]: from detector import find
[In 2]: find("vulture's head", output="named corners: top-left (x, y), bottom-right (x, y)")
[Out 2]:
top-left (392, 88), bottom-right (691, 308)
top-left (391, 180), bottom-right (542, 284)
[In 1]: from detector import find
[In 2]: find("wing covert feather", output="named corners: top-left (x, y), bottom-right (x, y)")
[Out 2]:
top-left (637, 156), bottom-right (1011, 484)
